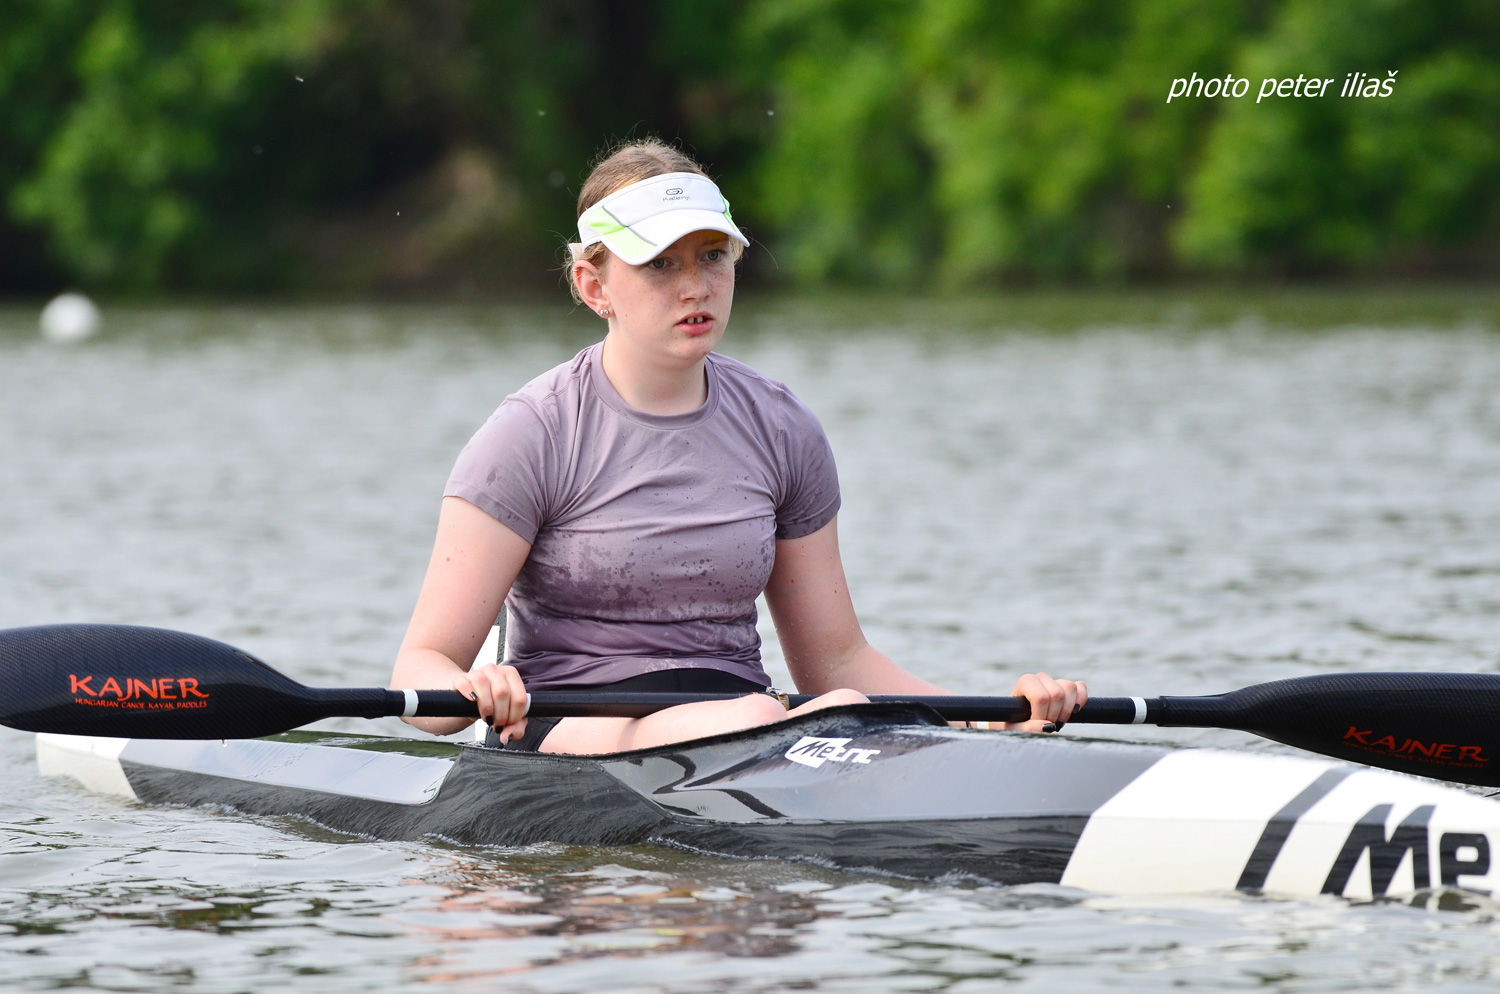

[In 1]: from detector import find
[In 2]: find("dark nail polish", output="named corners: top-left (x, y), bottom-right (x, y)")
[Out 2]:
top-left (468, 692), bottom-right (478, 701)
top-left (1072, 703), bottom-right (1080, 714)
top-left (1043, 722), bottom-right (1059, 734)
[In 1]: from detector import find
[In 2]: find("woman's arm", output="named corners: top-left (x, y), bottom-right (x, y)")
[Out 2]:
top-left (763, 516), bottom-right (1085, 732)
top-left (391, 496), bottom-right (533, 738)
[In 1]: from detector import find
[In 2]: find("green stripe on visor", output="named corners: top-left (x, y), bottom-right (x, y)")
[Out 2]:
top-left (583, 207), bottom-right (658, 259)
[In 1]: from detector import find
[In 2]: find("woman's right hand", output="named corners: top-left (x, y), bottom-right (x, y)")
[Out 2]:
top-left (453, 663), bottom-right (530, 744)
top-left (993, 672), bottom-right (1087, 733)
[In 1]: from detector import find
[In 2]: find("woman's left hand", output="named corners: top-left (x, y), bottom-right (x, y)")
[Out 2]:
top-left (992, 672), bottom-right (1088, 733)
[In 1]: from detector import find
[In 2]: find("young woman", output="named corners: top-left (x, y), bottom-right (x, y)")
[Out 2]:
top-left (391, 139), bottom-right (1085, 752)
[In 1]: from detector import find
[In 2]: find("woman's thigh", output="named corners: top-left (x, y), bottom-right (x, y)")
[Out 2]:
top-left (539, 689), bottom-right (866, 755)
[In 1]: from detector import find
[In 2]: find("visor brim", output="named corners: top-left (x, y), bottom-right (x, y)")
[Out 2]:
top-left (600, 209), bottom-right (749, 266)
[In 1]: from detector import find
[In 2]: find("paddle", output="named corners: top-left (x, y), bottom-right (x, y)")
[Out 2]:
top-left (2, 623), bottom-right (1498, 787)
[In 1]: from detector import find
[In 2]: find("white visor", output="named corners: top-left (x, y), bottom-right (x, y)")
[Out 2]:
top-left (574, 172), bottom-right (749, 266)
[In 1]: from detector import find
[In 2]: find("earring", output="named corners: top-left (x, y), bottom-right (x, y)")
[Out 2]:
top-left (599, 308), bottom-right (611, 318)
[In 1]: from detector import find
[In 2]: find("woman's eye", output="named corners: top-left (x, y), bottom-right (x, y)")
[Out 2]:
top-left (704, 249), bottom-right (723, 262)
top-left (648, 258), bottom-right (669, 270)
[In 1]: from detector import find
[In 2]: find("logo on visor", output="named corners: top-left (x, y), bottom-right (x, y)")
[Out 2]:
top-left (665, 187), bottom-right (683, 196)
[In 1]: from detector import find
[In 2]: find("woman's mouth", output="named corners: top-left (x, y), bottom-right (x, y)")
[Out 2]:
top-left (677, 313), bottom-right (715, 335)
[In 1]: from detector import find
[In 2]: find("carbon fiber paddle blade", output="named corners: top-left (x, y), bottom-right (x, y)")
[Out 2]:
top-left (1161, 672), bottom-right (1500, 787)
top-left (0, 624), bottom-right (324, 739)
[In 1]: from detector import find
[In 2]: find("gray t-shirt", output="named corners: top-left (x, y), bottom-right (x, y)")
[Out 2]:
top-left (444, 343), bottom-right (841, 690)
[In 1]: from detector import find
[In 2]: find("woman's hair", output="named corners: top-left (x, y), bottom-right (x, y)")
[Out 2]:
top-left (567, 138), bottom-right (742, 303)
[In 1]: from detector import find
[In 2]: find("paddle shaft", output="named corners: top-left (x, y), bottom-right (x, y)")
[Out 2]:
top-left (395, 689), bottom-right (1147, 723)
top-left (42, 680), bottom-right (1218, 724)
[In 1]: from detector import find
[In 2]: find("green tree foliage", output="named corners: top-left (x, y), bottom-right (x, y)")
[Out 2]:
top-left (1176, 0), bottom-right (1500, 273)
top-left (750, 0), bottom-right (1500, 283)
top-left (746, 0), bottom-right (1255, 282)
top-left (3, 0), bottom-right (337, 289)
top-left (742, 0), bottom-right (935, 284)
top-left (0, 0), bottom-right (753, 292)
top-left (1, 0), bottom-right (1497, 292)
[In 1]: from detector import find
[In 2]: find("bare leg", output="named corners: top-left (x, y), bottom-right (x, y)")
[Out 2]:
top-left (785, 687), bottom-right (867, 717)
top-left (540, 688), bottom-right (869, 755)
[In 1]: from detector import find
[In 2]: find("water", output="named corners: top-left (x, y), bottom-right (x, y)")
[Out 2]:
top-left (2, 296), bottom-right (1500, 991)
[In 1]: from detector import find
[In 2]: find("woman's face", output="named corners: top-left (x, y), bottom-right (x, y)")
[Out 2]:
top-left (587, 229), bottom-right (735, 366)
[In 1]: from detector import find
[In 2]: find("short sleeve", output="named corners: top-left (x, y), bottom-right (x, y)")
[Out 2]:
top-left (443, 398), bottom-right (556, 543)
top-left (775, 393), bottom-right (842, 539)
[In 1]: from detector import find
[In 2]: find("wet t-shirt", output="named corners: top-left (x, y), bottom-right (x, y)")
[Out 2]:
top-left (444, 343), bottom-right (841, 690)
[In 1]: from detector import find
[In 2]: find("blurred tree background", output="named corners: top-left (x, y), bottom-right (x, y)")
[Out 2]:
top-left (2, 0), bottom-right (1497, 295)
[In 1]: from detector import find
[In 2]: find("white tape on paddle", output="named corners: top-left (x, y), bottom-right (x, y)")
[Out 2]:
top-left (523, 693), bottom-right (532, 716)
top-left (1130, 697), bottom-right (1147, 724)
top-left (402, 688), bottom-right (418, 718)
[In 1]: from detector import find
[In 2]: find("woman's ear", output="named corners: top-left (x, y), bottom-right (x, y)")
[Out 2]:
top-left (574, 261), bottom-right (611, 318)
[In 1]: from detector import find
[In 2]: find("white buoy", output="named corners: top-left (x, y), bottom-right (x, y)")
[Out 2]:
top-left (40, 292), bottom-right (101, 344)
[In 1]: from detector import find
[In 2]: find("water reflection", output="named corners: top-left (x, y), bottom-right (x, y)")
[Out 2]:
top-left (410, 853), bottom-right (819, 961)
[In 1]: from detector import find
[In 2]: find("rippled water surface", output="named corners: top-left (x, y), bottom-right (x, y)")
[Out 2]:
top-left (3, 296), bottom-right (1500, 991)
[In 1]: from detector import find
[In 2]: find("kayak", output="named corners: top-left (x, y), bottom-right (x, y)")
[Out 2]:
top-left (36, 703), bottom-right (1500, 898)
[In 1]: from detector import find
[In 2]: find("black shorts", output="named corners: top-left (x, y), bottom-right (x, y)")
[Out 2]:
top-left (484, 668), bottom-right (770, 752)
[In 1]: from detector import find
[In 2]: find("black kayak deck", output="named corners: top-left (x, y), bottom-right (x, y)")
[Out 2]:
top-left (115, 704), bottom-right (1163, 883)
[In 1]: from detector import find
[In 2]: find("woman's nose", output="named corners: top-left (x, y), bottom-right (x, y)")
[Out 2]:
top-left (679, 261), bottom-right (710, 297)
